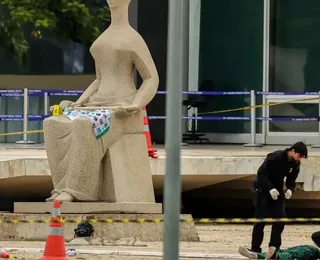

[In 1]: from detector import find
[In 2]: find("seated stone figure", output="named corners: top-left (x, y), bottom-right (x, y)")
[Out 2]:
top-left (44, 0), bottom-right (159, 202)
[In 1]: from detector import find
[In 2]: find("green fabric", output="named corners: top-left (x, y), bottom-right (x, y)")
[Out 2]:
top-left (258, 245), bottom-right (320, 260)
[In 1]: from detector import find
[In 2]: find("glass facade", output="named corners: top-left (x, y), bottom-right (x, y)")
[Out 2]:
top-left (1, 0), bottom-right (320, 144)
top-left (269, 0), bottom-right (320, 134)
top-left (269, 0), bottom-right (320, 93)
top-left (269, 103), bottom-right (318, 133)
top-left (195, 0), bottom-right (320, 142)
top-left (197, 0), bottom-right (264, 134)
top-left (0, 95), bottom-right (79, 143)
top-left (0, 37), bottom-right (94, 75)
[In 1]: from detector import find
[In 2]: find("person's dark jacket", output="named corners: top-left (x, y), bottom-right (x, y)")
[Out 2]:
top-left (252, 149), bottom-right (300, 199)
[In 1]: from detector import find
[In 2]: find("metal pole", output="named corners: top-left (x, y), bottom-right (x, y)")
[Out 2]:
top-left (244, 90), bottom-right (263, 147)
top-left (43, 92), bottom-right (49, 145)
top-left (311, 91), bottom-right (320, 148)
top-left (262, 0), bottom-right (270, 145)
top-left (181, 0), bottom-right (190, 147)
top-left (23, 88), bottom-right (28, 141)
top-left (0, 96), bottom-right (2, 142)
top-left (16, 88), bottom-right (35, 144)
top-left (163, 0), bottom-right (184, 259)
top-left (44, 92), bottom-right (49, 115)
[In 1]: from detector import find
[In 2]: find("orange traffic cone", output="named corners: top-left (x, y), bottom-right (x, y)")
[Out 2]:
top-left (0, 248), bottom-right (11, 258)
top-left (52, 200), bottom-right (61, 217)
top-left (38, 201), bottom-right (69, 260)
top-left (143, 106), bottom-right (158, 158)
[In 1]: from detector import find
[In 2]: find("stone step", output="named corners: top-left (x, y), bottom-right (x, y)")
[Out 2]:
top-left (0, 213), bottom-right (199, 242)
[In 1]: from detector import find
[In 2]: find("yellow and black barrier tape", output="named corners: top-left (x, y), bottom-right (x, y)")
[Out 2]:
top-left (0, 96), bottom-right (319, 137)
top-left (0, 217), bottom-right (319, 224)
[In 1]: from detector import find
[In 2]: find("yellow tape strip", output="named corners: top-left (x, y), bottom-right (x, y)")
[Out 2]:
top-left (0, 130), bottom-right (44, 137)
top-left (0, 97), bottom-right (319, 137)
top-left (198, 96), bottom-right (320, 115)
top-left (0, 217), bottom-right (319, 224)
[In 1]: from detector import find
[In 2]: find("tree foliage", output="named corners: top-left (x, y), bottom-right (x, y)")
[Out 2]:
top-left (0, 0), bottom-right (110, 61)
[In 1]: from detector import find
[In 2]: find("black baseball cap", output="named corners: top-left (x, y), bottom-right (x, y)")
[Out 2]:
top-left (289, 141), bottom-right (308, 158)
top-left (312, 231), bottom-right (320, 246)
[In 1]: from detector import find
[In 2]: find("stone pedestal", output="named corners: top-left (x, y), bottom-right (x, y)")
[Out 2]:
top-left (101, 134), bottom-right (156, 202)
top-left (14, 202), bottom-right (162, 214)
top-left (1, 212), bottom-right (199, 242)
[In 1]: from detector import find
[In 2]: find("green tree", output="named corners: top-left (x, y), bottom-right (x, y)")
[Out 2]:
top-left (0, 0), bottom-right (110, 62)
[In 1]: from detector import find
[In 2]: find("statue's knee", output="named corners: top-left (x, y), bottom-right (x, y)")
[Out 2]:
top-left (72, 118), bottom-right (92, 134)
top-left (43, 117), bottom-right (58, 131)
top-left (44, 116), bottom-right (73, 138)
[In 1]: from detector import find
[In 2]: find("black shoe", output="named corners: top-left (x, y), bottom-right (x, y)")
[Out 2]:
top-left (249, 248), bottom-right (262, 253)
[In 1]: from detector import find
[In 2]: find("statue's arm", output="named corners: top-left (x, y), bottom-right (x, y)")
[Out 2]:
top-left (75, 63), bottom-right (101, 105)
top-left (131, 36), bottom-right (159, 108)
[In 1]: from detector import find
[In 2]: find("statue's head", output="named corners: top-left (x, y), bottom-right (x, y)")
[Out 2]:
top-left (107, 0), bottom-right (131, 9)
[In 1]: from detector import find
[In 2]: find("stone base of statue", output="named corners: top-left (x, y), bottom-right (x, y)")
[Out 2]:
top-left (100, 134), bottom-right (155, 202)
top-left (14, 202), bottom-right (162, 214)
top-left (2, 212), bottom-right (199, 242)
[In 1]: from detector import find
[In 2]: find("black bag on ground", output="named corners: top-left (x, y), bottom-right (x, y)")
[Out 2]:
top-left (74, 221), bottom-right (94, 238)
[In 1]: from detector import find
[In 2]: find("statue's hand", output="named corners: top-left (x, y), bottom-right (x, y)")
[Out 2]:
top-left (49, 101), bottom-right (81, 113)
top-left (59, 100), bottom-right (75, 110)
top-left (115, 105), bottom-right (140, 118)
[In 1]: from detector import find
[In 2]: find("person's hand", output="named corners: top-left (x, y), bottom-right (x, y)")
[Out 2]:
top-left (115, 105), bottom-right (140, 118)
top-left (269, 188), bottom-right (280, 200)
top-left (285, 189), bottom-right (292, 199)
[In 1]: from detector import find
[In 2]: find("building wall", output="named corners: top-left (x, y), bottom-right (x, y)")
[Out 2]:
top-left (1, 0), bottom-right (320, 144)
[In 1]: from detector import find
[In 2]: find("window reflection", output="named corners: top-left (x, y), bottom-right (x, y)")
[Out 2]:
top-left (63, 42), bottom-right (85, 74)
top-left (0, 0), bottom-right (108, 75)
top-left (269, 0), bottom-right (320, 93)
top-left (269, 0), bottom-right (320, 133)
top-left (198, 0), bottom-right (263, 134)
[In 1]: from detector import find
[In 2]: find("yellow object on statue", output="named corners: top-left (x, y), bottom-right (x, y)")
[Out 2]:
top-left (53, 105), bottom-right (63, 116)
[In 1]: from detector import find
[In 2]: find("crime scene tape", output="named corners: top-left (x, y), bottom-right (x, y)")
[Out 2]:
top-left (0, 96), bottom-right (319, 137)
top-left (0, 129), bottom-right (44, 137)
top-left (0, 217), bottom-right (319, 224)
top-left (197, 96), bottom-right (320, 115)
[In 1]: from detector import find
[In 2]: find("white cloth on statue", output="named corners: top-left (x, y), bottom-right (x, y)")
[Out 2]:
top-left (63, 108), bottom-right (111, 139)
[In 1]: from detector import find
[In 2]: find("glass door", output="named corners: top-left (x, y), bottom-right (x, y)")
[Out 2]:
top-left (265, 0), bottom-right (320, 145)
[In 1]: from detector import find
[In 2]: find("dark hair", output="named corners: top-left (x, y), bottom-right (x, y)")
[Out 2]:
top-left (312, 231), bottom-right (320, 246)
top-left (289, 141), bottom-right (308, 158)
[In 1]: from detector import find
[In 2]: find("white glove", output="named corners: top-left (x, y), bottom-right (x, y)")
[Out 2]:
top-left (269, 188), bottom-right (280, 200)
top-left (285, 189), bottom-right (292, 200)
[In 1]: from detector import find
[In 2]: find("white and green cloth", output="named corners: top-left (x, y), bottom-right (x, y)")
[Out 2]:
top-left (63, 108), bottom-right (111, 139)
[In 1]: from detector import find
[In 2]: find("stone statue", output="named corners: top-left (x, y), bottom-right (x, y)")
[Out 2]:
top-left (44, 0), bottom-right (159, 203)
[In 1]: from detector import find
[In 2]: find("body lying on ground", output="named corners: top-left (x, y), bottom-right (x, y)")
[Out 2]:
top-left (239, 231), bottom-right (320, 260)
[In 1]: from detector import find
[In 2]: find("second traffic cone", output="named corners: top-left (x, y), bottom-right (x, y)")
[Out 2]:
top-left (143, 106), bottom-right (158, 158)
top-left (39, 219), bottom-right (69, 260)
top-left (0, 248), bottom-right (11, 258)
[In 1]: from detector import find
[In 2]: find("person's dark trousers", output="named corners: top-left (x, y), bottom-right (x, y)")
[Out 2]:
top-left (250, 190), bottom-right (286, 253)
